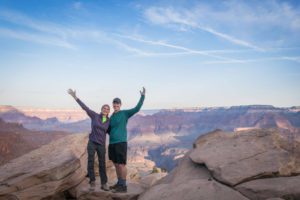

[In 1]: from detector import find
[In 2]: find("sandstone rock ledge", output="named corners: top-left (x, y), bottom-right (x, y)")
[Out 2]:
top-left (0, 133), bottom-right (88, 200)
top-left (139, 128), bottom-right (300, 200)
top-left (0, 133), bottom-right (160, 200)
top-left (1, 128), bottom-right (299, 200)
top-left (189, 129), bottom-right (300, 186)
top-left (138, 152), bottom-right (249, 200)
top-left (69, 179), bottom-right (144, 200)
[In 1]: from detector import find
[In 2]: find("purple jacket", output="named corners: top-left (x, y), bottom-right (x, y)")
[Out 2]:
top-left (76, 98), bottom-right (109, 145)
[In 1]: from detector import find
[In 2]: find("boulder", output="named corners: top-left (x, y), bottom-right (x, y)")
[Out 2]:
top-left (157, 151), bottom-right (211, 185)
top-left (0, 133), bottom-right (88, 200)
top-left (138, 152), bottom-right (249, 200)
top-left (189, 128), bottom-right (300, 186)
top-left (236, 175), bottom-right (300, 200)
top-left (138, 179), bottom-right (249, 200)
top-left (139, 172), bottom-right (167, 189)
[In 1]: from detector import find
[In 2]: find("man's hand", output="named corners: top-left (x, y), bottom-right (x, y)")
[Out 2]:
top-left (140, 87), bottom-right (146, 96)
top-left (68, 89), bottom-right (77, 99)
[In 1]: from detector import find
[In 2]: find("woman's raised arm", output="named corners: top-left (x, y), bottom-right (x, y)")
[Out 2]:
top-left (67, 88), bottom-right (97, 119)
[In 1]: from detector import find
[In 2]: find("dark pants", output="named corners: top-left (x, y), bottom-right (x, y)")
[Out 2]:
top-left (87, 140), bottom-right (107, 184)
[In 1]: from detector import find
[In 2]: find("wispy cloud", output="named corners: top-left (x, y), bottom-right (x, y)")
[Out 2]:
top-left (0, 9), bottom-right (79, 49)
top-left (198, 26), bottom-right (263, 51)
top-left (201, 56), bottom-right (300, 65)
top-left (144, 7), bottom-right (263, 51)
top-left (218, 1), bottom-right (300, 32)
top-left (72, 2), bottom-right (83, 10)
top-left (107, 38), bottom-right (153, 57)
top-left (0, 9), bottom-right (143, 54)
top-left (0, 9), bottom-right (75, 38)
top-left (0, 28), bottom-right (75, 49)
top-left (114, 34), bottom-right (239, 60)
top-left (0, 5), bottom-right (299, 63)
top-left (116, 34), bottom-right (300, 56)
top-left (0, 9), bottom-right (238, 59)
top-left (143, 1), bottom-right (300, 50)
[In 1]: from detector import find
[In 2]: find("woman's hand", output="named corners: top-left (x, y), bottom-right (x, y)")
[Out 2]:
top-left (68, 89), bottom-right (77, 100)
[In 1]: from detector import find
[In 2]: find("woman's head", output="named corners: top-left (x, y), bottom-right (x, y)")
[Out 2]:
top-left (101, 104), bottom-right (110, 116)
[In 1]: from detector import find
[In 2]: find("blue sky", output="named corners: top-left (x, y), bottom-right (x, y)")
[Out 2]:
top-left (0, 0), bottom-right (299, 110)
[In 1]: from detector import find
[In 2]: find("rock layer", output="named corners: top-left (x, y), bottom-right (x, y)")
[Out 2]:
top-left (189, 129), bottom-right (300, 186)
top-left (236, 175), bottom-right (300, 200)
top-left (138, 152), bottom-right (249, 200)
top-left (69, 179), bottom-right (144, 200)
top-left (0, 133), bottom-right (88, 200)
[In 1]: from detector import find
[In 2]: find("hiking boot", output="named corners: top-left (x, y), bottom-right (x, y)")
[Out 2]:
top-left (89, 181), bottom-right (96, 191)
top-left (101, 183), bottom-right (110, 191)
top-left (112, 185), bottom-right (127, 193)
top-left (109, 183), bottom-right (119, 190)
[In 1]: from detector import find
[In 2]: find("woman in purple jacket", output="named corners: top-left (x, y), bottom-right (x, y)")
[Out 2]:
top-left (68, 89), bottom-right (110, 191)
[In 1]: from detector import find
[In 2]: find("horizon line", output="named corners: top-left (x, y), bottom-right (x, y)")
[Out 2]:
top-left (0, 104), bottom-right (299, 111)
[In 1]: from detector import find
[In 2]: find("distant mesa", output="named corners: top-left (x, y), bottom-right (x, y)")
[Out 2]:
top-left (0, 105), bottom-right (18, 113)
top-left (0, 118), bottom-right (69, 166)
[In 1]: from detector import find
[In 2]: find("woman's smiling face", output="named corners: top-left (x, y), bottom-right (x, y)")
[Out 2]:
top-left (101, 104), bottom-right (110, 116)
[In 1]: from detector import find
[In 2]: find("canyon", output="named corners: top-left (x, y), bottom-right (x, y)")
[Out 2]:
top-left (1, 105), bottom-right (299, 171)
top-left (0, 118), bottom-right (69, 166)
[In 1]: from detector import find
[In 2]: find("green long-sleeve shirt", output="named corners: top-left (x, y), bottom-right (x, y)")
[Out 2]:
top-left (109, 95), bottom-right (145, 144)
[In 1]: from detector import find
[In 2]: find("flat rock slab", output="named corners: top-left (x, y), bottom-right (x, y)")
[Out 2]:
top-left (139, 173), bottom-right (167, 189)
top-left (139, 151), bottom-right (249, 200)
top-left (189, 129), bottom-right (300, 186)
top-left (71, 179), bottom-right (144, 200)
top-left (138, 179), bottom-right (249, 200)
top-left (0, 133), bottom-right (88, 200)
top-left (157, 151), bottom-right (211, 185)
top-left (236, 175), bottom-right (300, 200)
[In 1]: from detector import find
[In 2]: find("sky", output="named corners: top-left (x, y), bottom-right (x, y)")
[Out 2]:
top-left (0, 0), bottom-right (299, 110)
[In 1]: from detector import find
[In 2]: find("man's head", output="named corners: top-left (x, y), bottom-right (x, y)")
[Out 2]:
top-left (112, 97), bottom-right (121, 112)
top-left (101, 104), bottom-right (110, 116)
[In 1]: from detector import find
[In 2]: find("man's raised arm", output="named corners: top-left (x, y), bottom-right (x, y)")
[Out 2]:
top-left (124, 87), bottom-right (146, 118)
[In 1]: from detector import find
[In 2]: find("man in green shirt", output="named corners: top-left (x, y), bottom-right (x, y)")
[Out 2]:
top-left (108, 87), bottom-right (146, 193)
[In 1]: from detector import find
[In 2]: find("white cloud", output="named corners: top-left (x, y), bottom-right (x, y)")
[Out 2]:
top-left (107, 38), bottom-right (153, 56)
top-left (73, 2), bottom-right (82, 10)
top-left (144, 7), bottom-right (263, 51)
top-left (0, 9), bottom-right (75, 38)
top-left (201, 56), bottom-right (300, 65)
top-left (0, 9), bottom-right (237, 58)
top-left (114, 34), bottom-right (237, 60)
top-left (143, 1), bottom-right (300, 50)
top-left (0, 9), bottom-right (163, 56)
top-left (0, 6), bottom-right (299, 62)
top-left (218, 0), bottom-right (300, 32)
top-left (0, 28), bottom-right (75, 49)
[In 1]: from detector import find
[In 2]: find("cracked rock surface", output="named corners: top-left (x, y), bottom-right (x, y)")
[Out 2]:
top-left (189, 129), bottom-right (300, 186)
top-left (0, 133), bottom-right (88, 200)
top-left (139, 128), bottom-right (300, 200)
